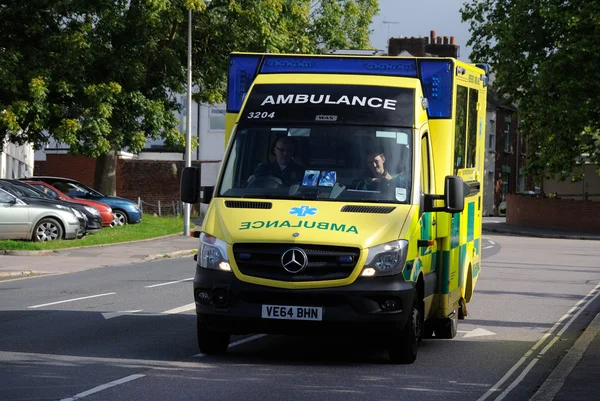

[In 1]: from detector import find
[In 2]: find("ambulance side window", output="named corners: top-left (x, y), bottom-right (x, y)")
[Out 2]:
top-left (421, 133), bottom-right (431, 194)
top-left (454, 85), bottom-right (468, 173)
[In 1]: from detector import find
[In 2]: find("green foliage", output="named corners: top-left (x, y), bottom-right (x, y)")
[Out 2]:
top-left (0, 0), bottom-right (379, 156)
top-left (461, 0), bottom-right (600, 182)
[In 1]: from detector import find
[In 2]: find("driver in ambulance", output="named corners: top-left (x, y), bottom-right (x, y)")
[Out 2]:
top-left (247, 136), bottom-right (305, 186)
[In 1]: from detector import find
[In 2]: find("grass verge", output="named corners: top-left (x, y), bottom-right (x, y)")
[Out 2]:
top-left (0, 215), bottom-right (195, 251)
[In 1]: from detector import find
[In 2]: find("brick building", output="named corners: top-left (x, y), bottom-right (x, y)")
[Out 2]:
top-left (388, 30), bottom-right (459, 58)
top-left (488, 90), bottom-right (533, 214)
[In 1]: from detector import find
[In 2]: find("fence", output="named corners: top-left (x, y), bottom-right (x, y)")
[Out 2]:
top-left (137, 198), bottom-right (203, 218)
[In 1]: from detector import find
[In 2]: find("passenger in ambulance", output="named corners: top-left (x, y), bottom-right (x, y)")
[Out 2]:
top-left (247, 136), bottom-right (305, 187)
top-left (354, 146), bottom-right (407, 191)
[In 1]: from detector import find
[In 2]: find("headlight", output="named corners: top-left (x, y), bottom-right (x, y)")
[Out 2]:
top-left (362, 240), bottom-right (409, 277)
top-left (71, 208), bottom-right (84, 218)
top-left (84, 206), bottom-right (100, 215)
top-left (199, 232), bottom-right (231, 272)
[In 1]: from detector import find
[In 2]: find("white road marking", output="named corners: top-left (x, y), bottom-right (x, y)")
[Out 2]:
top-left (482, 246), bottom-right (493, 250)
top-left (101, 310), bottom-right (144, 320)
top-left (530, 313), bottom-right (600, 401)
top-left (162, 303), bottom-right (196, 314)
top-left (27, 293), bottom-right (116, 309)
top-left (489, 240), bottom-right (496, 245)
top-left (145, 278), bottom-right (193, 288)
top-left (476, 281), bottom-right (600, 401)
top-left (102, 303), bottom-right (196, 320)
top-left (193, 334), bottom-right (268, 357)
top-left (458, 328), bottom-right (496, 338)
top-left (59, 373), bottom-right (145, 401)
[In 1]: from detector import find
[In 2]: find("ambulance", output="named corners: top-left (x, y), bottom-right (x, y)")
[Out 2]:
top-left (181, 52), bottom-right (489, 363)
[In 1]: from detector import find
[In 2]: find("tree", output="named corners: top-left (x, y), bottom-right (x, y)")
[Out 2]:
top-left (0, 0), bottom-right (379, 195)
top-left (461, 0), bottom-right (600, 183)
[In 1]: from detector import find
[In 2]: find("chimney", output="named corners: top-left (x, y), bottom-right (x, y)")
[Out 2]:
top-left (425, 31), bottom-right (460, 58)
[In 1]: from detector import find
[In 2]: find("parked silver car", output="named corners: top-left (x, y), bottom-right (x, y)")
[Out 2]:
top-left (0, 188), bottom-right (81, 241)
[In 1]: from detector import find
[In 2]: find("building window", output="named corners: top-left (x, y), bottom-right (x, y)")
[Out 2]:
top-left (209, 108), bottom-right (225, 131)
top-left (502, 172), bottom-right (509, 196)
top-left (520, 132), bottom-right (527, 155)
top-left (504, 118), bottom-right (511, 153)
top-left (519, 173), bottom-right (525, 193)
top-left (488, 120), bottom-right (495, 151)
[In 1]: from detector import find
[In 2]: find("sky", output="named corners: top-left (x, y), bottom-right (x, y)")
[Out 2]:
top-left (369, 0), bottom-right (474, 62)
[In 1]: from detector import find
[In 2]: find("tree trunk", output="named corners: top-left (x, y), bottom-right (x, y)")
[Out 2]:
top-left (94, 148), bottom-right (118, 196)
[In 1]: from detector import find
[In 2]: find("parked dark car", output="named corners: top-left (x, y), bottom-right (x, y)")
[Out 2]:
top-left (0, 180), bottom-right (99, 236)
top-left (22, 176), bottom-right (142, 226)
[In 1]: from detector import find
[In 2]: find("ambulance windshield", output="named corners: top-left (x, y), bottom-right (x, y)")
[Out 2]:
top-left (218, 83), bottom-right (415, 203)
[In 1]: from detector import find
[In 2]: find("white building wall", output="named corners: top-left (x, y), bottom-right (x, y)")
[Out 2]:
top-left (143, 96), bottom-right (226, 162)
top-left (1, 141), bottom-right (35, 179)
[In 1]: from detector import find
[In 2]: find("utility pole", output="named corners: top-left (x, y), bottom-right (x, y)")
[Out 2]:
top-left (183, 8), bottom-right (193, 236)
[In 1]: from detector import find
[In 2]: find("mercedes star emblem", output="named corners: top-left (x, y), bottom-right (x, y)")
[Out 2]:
top-left (281, 247), bottom-right (308, 274)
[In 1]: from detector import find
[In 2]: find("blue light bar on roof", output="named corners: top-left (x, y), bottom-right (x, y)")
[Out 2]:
top-left (261, 56), bottom-right (418, 77)
top-left (227, 55), bottom-right (261, 113)
top-left (419, 60), bottom-right (453, 118)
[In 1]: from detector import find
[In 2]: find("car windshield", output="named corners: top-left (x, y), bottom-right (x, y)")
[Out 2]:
top-left (3, 181), bottom-right (49, 199)
top-left (219, 123), bottom-right (413, 203)
top-left (218, 83), bottom-right (415, 203)
top-left (30, 184), bottom-right (61, 200)
top-left (52, 181), bottom-right (102, 197)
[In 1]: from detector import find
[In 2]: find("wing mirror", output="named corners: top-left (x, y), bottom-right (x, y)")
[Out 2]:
top-left (180, 167), bottom-right (214, 205)
top-left (424, 176), bottom-right (467, 214)
top-left (180, 167), bottom-right (200, 204)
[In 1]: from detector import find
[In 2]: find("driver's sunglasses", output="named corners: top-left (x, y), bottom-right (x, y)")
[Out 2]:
top-left (275, 146), bottom-right (293, 154)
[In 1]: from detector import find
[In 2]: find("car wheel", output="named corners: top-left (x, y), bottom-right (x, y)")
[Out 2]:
top-left (388, 294), bottom-right (423, 364)
top-left (111, 210), bottom-right (128, 226)
top-left (33, 218), bottom-right (64, 242)
top-left (197, 320), bottom-right (230, 355)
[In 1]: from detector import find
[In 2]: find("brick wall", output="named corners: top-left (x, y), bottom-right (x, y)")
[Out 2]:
top-left (35, 154), bottom-right (96, 187)
top-left (34, 154), bottom-right (221, 215)
top-left (118, 160), bottom-right (184, 215)
top-left (506, 193), bottom-right (600, 233)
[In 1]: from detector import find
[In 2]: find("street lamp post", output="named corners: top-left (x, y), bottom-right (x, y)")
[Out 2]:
top-left (183, 8), bottom-right (193, 237)
top-left (183, 1), bottom-right (210, 237)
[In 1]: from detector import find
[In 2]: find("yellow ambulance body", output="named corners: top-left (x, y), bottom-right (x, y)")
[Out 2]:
top-left (181, 52), bottom-right (488, 363)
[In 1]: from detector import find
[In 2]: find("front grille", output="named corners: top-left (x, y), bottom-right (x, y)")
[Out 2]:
top-left (225, 201), bottom-right (272, 209)
top-left (233, 243), bottom-right (360, 282)
top-left (340, 205), bottom-right (396, 214)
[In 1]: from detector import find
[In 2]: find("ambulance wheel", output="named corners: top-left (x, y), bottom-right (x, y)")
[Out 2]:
top-left (197, 321), bottom-right (230, 355)
top-left (433, 309), bottom-right (458, 339)
top-left (389, 295), bottom-right (423, 364)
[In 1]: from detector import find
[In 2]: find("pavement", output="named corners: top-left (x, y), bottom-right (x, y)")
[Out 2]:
top-left (0, 217), bottom-right (599, 400)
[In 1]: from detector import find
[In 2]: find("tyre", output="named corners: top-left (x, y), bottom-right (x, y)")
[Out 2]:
top-left (389, 295), bottom-right (423, 364)
top-left (33, 218), bottom-right (64, 242)
top-left (197, 320), bottom-right (230, 355)
top-left (434, 309), bottom-right (458, 339)
top-left (111, 210), bottom-right (128, 226)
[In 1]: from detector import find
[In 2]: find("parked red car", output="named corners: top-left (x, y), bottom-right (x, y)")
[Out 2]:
top-left (26, 181), bottom-right (115, 227)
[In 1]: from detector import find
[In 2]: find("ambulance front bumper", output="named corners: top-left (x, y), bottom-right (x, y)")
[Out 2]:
top-left (193, 268), bottom-right (416, 335)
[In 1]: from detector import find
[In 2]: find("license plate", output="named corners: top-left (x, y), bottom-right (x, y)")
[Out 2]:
top-left (261, 305), bottom-right (323, 321)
